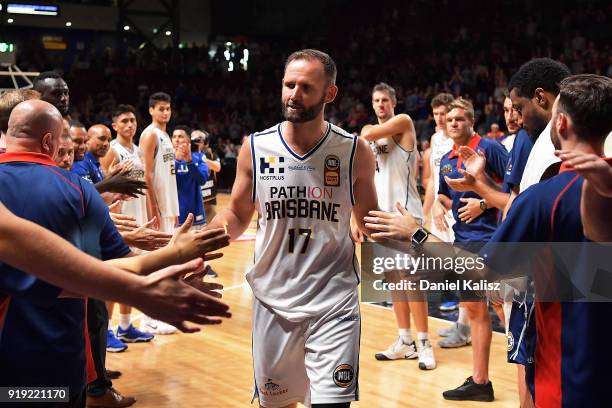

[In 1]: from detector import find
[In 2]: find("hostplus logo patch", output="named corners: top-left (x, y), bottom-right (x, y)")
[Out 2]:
top-left (259, 156), bottom-right (285, 180)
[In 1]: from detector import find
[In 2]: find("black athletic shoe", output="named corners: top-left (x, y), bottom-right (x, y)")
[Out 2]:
top-left (442, 376), bottom-right (494, 401)
top-left (105, 369), bottom-right (122, 380)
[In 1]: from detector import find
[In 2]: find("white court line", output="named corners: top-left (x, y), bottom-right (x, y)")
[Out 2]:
top-left (361, 302), bottom-right (506, 337)
top-left (221, 281), bottom-right (247, 292)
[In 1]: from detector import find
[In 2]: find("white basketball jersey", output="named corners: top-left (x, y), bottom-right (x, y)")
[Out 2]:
top-left (519, 122), bottom-right (559, 193)
top-left (248, 122), bottom-right (359, 322)
top-left (429, 131), bottom-right (455, 242)
top-left (141, 123), bottom-right (179, 218)
top-left (371, 134), bottom-right (423, 223)
top-left (111, 140), bottom-right (148, 225)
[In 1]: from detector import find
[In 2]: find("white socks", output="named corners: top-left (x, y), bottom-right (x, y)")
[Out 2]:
top-left (417, 332), bottom-right (430, 347)
top-left (457, 306), bottom-right (469, 326)
top-left (399, 328), bottom-right (413, 344)
top-left (119, 314), bottom-right (131, 330)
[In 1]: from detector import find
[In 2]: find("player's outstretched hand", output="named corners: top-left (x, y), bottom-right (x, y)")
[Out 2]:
top-left (136, 258), bottom-right (231, 332)
top-left (96, 172), bottom-right (147, 198)
top-left (363, 202), bottom-right (420, 241)
top-left (555, 150), bottom-right (612, 197)
top-left (171, 214), bottom-right (231, 262)
top-left (457, 198), bottom-right (484, 224)
top-left (121, 217), bottom-right (172, 251)
top-left (110, 211), bottom-right (139, 232)
top-left (183, 270), bottom-right (224, 299)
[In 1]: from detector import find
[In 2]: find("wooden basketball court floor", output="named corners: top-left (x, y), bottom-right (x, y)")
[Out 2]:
top-left (108, 195), bottom-right (518, 407)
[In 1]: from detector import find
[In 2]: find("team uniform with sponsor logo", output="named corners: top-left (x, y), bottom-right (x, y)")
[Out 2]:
top-left (481, 160), bottom-right (612, 407)
top-left (371, 134), bottom-right (423, 222)
top-left (438, 134), bottom-right (508, 245)
top-left (111, 140), bottom-right (148, 225)
top-left (429, 130), bottom-right (455, 242)
top-left (249, 122), bottom-right (360, 407)
top-left (140, 124), bottom-right (179, 232)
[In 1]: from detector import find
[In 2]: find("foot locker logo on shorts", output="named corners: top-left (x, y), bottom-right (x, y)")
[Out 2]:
top-left (333, 364), bottom-right (354, 388)
top-left (259, 379), bottom-right (288, 397)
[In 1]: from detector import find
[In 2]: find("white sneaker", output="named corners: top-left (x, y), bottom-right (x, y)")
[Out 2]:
top-left (140, 317), bottom-right (177, 335)
top-left (418, 340), bottom-right (436, 370)
top-left (375, 337), bottom-right (418, 361)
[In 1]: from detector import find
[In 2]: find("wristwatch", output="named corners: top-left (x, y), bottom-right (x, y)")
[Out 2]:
top-left (479, 199), bottom-right (488, 211)
top-left (411, 227), bottom-right (429, 247)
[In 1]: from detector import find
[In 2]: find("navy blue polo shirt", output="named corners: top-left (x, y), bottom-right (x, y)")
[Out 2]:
top-left (438, 134), bottom-right (508, 243)
top-left (72, 151), bottom-right (104, 183)
top-left (0, 152), bottom-right (129, 393)
top-left (481, 160), bottom-right (612, 407)
top-left (503, 129), bottom-right (533, 192)
top-left (176, 152), bottom-right (209, 225)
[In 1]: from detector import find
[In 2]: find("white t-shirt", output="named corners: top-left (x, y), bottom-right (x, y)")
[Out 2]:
top-left (519, 122), bottom-right (559, 192)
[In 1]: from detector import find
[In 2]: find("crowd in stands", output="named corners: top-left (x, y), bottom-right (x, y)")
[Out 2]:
top-left (14, 0), bottom-right (612, 162)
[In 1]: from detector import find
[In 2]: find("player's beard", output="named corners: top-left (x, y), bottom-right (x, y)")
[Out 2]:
top-left (282, 95), bottom-right (325, 123)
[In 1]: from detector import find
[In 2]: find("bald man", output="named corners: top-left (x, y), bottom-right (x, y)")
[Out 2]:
top-left (72, 124), bottom-right (111, 183)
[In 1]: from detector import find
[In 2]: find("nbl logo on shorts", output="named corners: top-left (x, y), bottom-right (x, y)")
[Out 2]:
top-left (260, 156), bottom-right (285, 174)
top-left (333, 364), bottom-right (354, 388)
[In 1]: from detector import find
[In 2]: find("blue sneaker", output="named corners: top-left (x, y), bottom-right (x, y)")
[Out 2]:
top-left (439, 301), bottom-right (459, 312)
top-left (116, 324), bottom-right (154, 343)
top-left (106, 330), bottom-right (128, 353)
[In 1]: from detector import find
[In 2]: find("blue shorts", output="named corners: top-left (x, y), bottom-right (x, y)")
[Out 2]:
top-left (507, 297), bottom-right (536, 398)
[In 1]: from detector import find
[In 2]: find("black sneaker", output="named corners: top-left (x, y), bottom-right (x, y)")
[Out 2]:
top-left (442, 376), bottom-right (494, 401)
top-left (205, 265), bottom-right (218, 278)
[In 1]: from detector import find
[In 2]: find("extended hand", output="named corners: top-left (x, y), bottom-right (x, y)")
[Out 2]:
top-left (110, 212), bottom-right (139, 232)
top-left (183, 270), bottom-right (224, 298)
top-left (97, 172), bottom-right (146, 198)
top-left (137, 258), bottom-right (231, 332)
top-left (121, 217), bottom-right (172, 251)
top-left (171, 214), bottom-right (230, 262)
top-left (363, 202), bottom-right (419, 241)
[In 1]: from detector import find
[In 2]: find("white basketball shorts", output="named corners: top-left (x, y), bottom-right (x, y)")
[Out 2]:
top-left (251, 289), bottom-right (360, 407)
